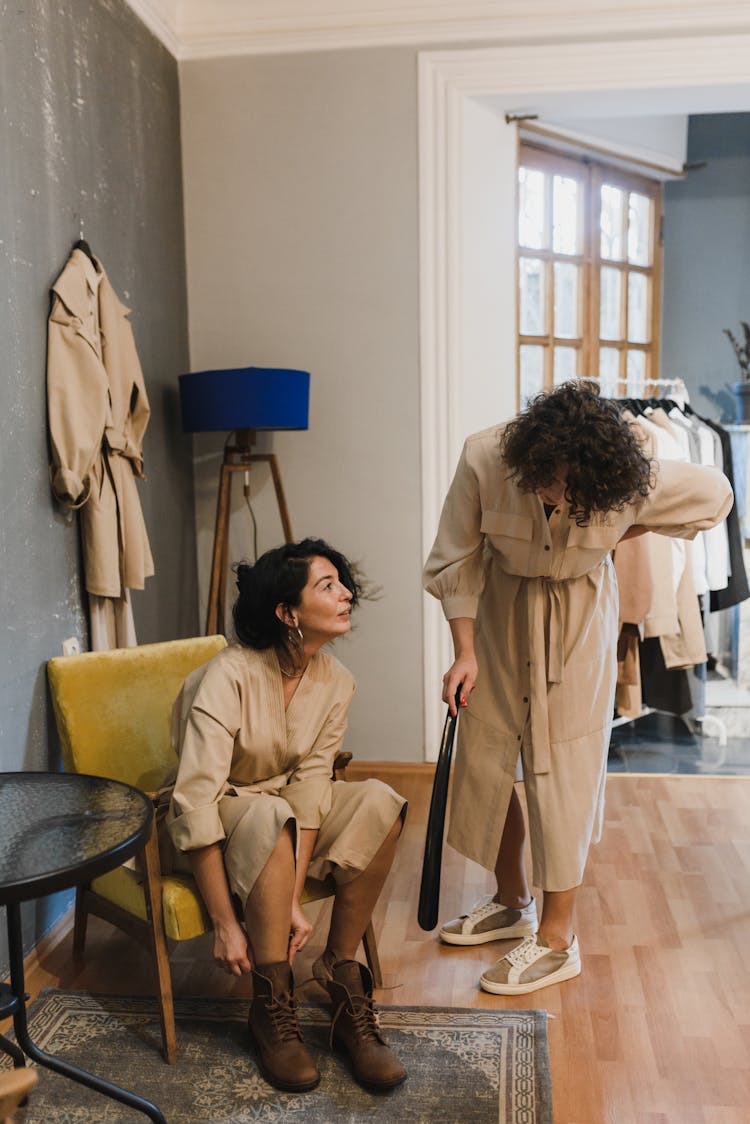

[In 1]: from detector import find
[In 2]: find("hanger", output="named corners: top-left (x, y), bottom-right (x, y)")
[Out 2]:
top-left (72, 211), bottom-right (96, 266)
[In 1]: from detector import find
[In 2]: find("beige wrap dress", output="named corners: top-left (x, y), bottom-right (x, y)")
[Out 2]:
top-left (166, 644), bottom-right (405, 909)
top-left (423, 425), bottom-right (733, 891)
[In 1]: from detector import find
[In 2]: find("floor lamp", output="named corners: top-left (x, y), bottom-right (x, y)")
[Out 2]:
top-left (179, 366), bottom-right (310, 636)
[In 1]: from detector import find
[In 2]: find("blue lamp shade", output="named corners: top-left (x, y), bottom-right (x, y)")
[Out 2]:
top-left (179, 367), bottom-right (310, 433)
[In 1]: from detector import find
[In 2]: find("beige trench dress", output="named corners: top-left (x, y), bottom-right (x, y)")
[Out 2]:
top-left (166, 645), bottom-right (405, 908)
top-left (424, 425), bottom-right (733, 891)
top-left (47, 248), bottom-right (154, 598)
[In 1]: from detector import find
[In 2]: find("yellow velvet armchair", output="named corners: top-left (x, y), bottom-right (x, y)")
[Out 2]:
top-left (47, 636), bottom-right (381, 1064)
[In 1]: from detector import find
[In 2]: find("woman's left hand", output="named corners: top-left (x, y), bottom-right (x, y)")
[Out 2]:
top-left (287, 899), bottom-right (313, 963)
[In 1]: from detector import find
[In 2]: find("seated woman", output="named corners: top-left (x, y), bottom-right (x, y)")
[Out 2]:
top-left (166, 538), bottom-right (407, 1095)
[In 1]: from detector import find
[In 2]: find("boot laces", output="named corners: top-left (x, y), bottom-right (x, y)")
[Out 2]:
top-left (329, 994), bottom-right (383, 1050)
top-left (266, 993), bottom-right (303, 1043)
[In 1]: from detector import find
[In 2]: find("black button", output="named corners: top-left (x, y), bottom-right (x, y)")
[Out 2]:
top-left (517, 734), bottom-right (521, 741)
top-left (544, 545), bottom-right (551, 551)
top-left (523, 696), bottom-right (528, 703)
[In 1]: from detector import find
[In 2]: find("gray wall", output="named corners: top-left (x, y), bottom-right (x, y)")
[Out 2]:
top-left (662, 113), bottom-right (750, 420)
top-left (0, 0), bottom-right (196, 972)
top-left (180, 49), bottom-right (424, 763)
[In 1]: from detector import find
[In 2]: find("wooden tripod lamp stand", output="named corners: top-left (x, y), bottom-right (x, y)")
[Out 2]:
top-left (179, 366), bottom-right (310, 636)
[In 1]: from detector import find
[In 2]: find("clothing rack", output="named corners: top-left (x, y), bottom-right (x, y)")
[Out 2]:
top-left (602, 378), bottom-right (728, 753)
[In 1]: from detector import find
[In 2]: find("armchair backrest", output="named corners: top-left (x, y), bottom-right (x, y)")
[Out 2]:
top-left (47, 636), bottom-right (227, 791)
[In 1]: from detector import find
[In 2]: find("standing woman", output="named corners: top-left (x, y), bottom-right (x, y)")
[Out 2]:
top-left (167, 538), bottom-right (406, 1093)
top-left (423, 381), bottom-right (732, 995)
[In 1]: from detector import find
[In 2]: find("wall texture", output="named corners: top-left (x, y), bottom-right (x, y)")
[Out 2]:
top-left (0, 0), bottom-right (196, 972)
top-left (662, 113), bottom-right (750, 420)
top-left (180, 48), bottom-right (424, 764)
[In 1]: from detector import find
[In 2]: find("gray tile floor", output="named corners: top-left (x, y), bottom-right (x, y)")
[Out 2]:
top-left (607, 709), bottom-right (750, 775)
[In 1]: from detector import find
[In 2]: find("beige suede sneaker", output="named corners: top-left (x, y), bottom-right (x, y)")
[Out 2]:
top-left (479, 934), bottom-right (581, 995)
top-left (439, 894), bottom-right (538, 946)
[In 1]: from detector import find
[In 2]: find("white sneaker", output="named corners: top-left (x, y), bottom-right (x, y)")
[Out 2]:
top-left (439, 894), bottom-right (538, 946)
top-left (479, 934), bottom-right (581, 995)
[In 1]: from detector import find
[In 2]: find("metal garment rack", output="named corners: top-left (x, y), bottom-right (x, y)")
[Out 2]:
top-left (597, 376), bottom-right (728, 750)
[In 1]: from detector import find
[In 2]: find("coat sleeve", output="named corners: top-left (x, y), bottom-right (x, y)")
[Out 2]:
top-left (634, 459), bottom-right (733, 539)
top-left (166, 663), bottom-right (241, 852)
top-left (283, 676), bottom-right (356, 829)
top-left (46, 296), bottom-right (108, 507)
top-left (423, 440), bottom-right (487, 619)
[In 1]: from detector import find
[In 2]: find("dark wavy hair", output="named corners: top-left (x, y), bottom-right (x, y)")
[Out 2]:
top-left (232, 538), bottom-right (362, 668)
top-left (500, 381), bottom-right (653, 524)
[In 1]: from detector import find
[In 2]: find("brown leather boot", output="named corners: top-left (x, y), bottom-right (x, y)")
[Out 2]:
top-left (248, 962), bottom-right (320, 1092)
top-left (326, 959), bottom-right (407, 1092)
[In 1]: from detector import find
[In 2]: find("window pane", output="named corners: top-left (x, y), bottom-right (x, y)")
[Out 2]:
top-left (554, 263), bottom-right (579, 339)
top-left (519, 257), bottom-right (546, 336)
top-left (520, 345), bottom-right (545, 404)
top-left (628, 193), bottom-right (652, 266)
top-left (600, 184), bottom-right (625, 260)
top-left (554, 346), bottom-right (577, 384)
top-left (553, 176), bottom-right (579, 255)
top-left (626, 350), bottom-right (646, 395)
top-left (599, 347), bottom-right (620, 382)
top-left (628, 273), bottom-right (649, 343)
top-left (600, 267), bottom-right (622, 340)
top-left (519, 167), bottom-right (546, 250)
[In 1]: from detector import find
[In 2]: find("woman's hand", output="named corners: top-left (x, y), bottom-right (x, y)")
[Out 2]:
top-left (443, 654), bottom-right (478, 716)
top-left (212, 917), bottom-right (253, 977)
top-left (287, 899), bottom-right (313, 964)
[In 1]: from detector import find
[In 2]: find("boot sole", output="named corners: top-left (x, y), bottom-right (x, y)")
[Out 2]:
top-left (439, 919), bottom-right (538, 946)
top-left (247, 1028), bottom-right (321, 1093)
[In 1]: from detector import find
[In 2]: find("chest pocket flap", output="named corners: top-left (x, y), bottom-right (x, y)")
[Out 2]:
top-left (566, 523), bottom-right (618, 549)
top-left (481, 511), bottom-right (533, 540)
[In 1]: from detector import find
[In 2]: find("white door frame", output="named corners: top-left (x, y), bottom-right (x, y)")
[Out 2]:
top-left (418, 32), bottom-right (750, 758)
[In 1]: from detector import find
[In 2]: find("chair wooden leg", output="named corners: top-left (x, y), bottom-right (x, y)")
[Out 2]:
top-left (72, 885), bottom-right (88, 959)
top-left (141, 824), bottom-right (178, 1064)
top-left (0, 1068), bottom-right (37, 1123)
top-left (362, 921), bottom-right (382, 989)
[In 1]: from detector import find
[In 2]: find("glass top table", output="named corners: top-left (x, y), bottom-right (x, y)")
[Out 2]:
top-left (0, 771), bottom-right (165, 1122)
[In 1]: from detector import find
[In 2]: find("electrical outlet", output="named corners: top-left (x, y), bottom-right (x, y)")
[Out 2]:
top-left (62, 637), bottom-right (80, 656)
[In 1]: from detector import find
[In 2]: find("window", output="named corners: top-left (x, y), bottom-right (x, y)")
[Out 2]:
top-left (517, 144), bottom-right (663, 404)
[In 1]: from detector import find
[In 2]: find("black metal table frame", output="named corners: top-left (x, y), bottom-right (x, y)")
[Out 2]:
top-left (0, 773), bottom-right (166, 1123)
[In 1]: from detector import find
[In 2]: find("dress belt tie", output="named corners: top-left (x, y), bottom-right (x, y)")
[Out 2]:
top-left (527, 578), bottom-right (564, 776)
top-left (104, 427), bottom-right (141, 462)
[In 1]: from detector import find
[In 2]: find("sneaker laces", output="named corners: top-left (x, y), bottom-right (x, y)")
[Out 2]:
top-left (504, 936), bottom-right (544, 969)
top-left (463, 893), bottom-right (499, 921)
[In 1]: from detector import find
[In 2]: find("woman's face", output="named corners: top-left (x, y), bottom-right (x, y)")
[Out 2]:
top-left (294, 555), bottom-right (353, 644)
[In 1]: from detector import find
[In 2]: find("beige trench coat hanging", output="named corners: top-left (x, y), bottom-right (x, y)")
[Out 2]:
top-left (423, 425), bottom-right (732, 891)
top-left (47, 248), bottom-right (154, 599)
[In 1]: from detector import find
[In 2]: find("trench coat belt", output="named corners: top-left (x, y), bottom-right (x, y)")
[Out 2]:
top-left (104, 426), bottom-right (141, 462)
top-left (526, 577), bottom-right (564, 776)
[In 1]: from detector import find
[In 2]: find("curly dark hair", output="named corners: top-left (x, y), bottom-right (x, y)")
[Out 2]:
top-left (500, 381), bottom-right (653, 524)
top-left (232, 538), bottom-right (362, 668)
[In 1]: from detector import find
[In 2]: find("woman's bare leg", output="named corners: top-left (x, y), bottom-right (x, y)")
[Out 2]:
top-left (325, 814), bottom-right (403, 961)
top-left (537, 886), bottom-right (577, 949)
top-left (244, 822), bottom-right (295, 965)
top-left (493, 785), bottom-right (532, 907)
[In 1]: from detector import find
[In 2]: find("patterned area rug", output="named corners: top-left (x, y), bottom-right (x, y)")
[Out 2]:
top-left (5, 991), bottom-right (552, 1123)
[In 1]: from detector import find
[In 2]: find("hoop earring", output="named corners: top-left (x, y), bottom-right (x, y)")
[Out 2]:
top-left (296, 626), bottom-right (303, 642)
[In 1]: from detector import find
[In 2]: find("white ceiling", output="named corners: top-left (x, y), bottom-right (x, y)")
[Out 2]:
top-left (124, 0), bottom-right (750, 60)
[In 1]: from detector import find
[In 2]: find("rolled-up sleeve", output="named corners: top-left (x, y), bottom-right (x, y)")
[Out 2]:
top-left (635, 460), bottom-right (733, 539)
top-left (284, 682), bottom-right (356, 829)
top-left (167, 670), bottom-right (241, 852)
top-left (423, 440), bottom-right (486, 619)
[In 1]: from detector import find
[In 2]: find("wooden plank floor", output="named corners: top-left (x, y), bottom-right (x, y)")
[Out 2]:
top-left (8, 767), bottom-right (750, 1123)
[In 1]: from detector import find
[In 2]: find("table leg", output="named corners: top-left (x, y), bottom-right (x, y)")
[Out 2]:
top-left (6, 903), bottom-right (166, 1124)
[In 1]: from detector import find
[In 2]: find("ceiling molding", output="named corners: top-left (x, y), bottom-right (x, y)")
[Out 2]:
top-left (123, 0), bottom-right (750, 60)
top-left (123, 0), bottom-right (181, 56)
